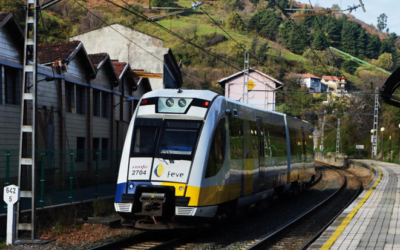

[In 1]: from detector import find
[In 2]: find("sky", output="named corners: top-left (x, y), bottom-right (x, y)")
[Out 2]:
top-left (298, 0), bottom-right (400, 35)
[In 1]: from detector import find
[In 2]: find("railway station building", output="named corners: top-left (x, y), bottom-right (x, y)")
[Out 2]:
top-left (217, 68), bottom-right (284, 111)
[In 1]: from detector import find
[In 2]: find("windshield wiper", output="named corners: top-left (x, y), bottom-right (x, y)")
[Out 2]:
top-left (161, 142), bottom-right (174, 163)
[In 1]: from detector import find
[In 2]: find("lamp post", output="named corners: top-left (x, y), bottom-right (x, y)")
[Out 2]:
top-left (381, 127), bottom-right (385, 161)
top-left (370, 129), bottom-right (374, 159)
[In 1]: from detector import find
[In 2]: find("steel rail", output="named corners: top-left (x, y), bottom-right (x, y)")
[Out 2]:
top-left (246, 163), bottom-right (346, 250)
top-left (299, 162), bottom-right (363, 250)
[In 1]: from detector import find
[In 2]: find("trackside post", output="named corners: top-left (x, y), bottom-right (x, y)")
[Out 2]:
top-left (3, 184), bottom-right (20, 245)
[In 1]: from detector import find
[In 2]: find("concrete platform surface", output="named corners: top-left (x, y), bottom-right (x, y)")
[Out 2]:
top-left (309, 160), bottom-right (400, 250)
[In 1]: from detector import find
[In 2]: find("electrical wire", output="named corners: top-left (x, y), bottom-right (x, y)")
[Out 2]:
top-left (192, 0), bottom-right (280, 75)
top-left (272, 0), bottom-right (338, 81)
top-left (307, 0), bottom-right (345, 78)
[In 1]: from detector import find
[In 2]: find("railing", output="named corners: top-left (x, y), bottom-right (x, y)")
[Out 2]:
top-left (1, 149), bottom-right (122, 213)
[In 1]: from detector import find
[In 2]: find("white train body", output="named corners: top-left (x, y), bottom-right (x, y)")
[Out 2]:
top-left (114, 89), bottom-right (315, 229)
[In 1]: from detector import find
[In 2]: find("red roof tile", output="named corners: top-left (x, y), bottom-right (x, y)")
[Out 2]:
top-left (38, 41), bottom-right (81, 64)
top-left (88, 53), bottom-right (108, 67)
top-left (299, 73), bottom-right (321, 79)
top-left (112, 61), bottom-right (128, 77)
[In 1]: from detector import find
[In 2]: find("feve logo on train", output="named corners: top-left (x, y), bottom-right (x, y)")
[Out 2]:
top-left (154, 164), bottom-right (164, 177)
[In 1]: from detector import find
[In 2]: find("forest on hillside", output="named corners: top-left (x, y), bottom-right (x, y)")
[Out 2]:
top-left (1, 0), bottom-right (400, 159)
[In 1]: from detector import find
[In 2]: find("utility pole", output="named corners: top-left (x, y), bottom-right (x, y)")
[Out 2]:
top-left (372, 87), bottom-right (379, 159)
top-left (17, 0), bottom-right (61, 240)
top-left (336, 118), bottom-right (340, 158)
top-left (243, 51), bottom-right (249, 103)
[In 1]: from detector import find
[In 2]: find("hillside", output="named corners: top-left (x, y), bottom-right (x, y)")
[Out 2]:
top-left (1, 0), bottom-right (400, 158)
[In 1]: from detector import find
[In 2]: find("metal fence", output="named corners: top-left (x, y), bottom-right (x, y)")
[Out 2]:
top-left (1, 149), bottom-right (122, 213)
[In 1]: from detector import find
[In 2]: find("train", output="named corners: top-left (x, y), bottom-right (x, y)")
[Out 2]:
top-left (114, 89), bottom-right (315, 229)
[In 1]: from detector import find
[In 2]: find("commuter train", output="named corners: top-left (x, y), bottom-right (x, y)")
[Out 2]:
top-left (114, 89), bottom-right (315, 229)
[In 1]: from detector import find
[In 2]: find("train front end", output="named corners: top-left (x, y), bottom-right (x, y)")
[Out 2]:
top-left (114, 89), bottom-right (218, 229)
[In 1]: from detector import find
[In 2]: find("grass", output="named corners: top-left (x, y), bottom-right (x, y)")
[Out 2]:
top-left (0, 241), bottom-right (7, 249)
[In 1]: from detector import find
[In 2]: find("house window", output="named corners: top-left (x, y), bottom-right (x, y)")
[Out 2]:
top-left (93, 137), bottom-right (100, 160)
top-left (101, 138), bottom-right (109, 160)
top-left (76, 137), bottom-right (85, 162)
top-left (101, 92), bottom-right (109, 118)
top-left (65, 82), bottom-right (74, 112)
top-left (76, 85), bottom-right (86, 115)
top-left (4, 66), bottom-right (21, 105)
top-left (93, 90), bottom-right (100, 117)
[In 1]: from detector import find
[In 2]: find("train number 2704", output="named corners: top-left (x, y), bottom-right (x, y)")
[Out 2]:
top-left (132, 170), bottom-right (147, 175)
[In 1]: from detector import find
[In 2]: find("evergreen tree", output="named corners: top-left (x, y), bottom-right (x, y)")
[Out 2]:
top-left (249, 9), bottom-right (282, 41)
top-left (356, 29), bottom-right (367, 59)
top-left (249, 36), bottom-right (259, 56)
top-left (380, 38), bottom-right (392, 55)
top-left (257, 41), bottom-right (269, 61)
top-left (324, 15), bottom-right (342, 48)
top-left (341, 21), bottom-right (359, 56)
top-left (279, 20), bottom-right (292, 47)
top-left (286, 24), bottom-right (307, 54)
top-left (311, 15), bottom-right (327, 31)
top-left (312, 29), bottom-right (326, 50)
top-left (366, 34), bottom-right (381, 59)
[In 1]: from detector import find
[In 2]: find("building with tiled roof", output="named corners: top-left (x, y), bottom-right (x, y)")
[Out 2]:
top-left (218, 68), bottom-right (283, 110)
top-left (321, 75), bottom-right (347, 93)
top-left (298, 73), bottom-right (322, 93)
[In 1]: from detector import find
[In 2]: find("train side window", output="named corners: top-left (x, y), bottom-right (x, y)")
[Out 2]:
top-left (205, 119), bottom-right (227, 178)
top-left (228, 116), bottom-right (243, 159)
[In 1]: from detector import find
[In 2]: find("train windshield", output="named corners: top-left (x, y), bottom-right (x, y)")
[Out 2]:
top-left (131, 126), bottom-right (159, 156)
top-left (157, 120), bottom-right (202, 160)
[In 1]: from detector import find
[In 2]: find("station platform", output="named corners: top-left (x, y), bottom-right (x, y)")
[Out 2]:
top-left (309, 160), bottom-right (400, 250)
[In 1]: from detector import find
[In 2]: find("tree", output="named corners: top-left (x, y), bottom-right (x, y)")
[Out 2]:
top-left (377, 13), bottom-right (388, 31)
top-left (380, 38), bottom-right (393, 55)
top-left (323, 15), bottom-right (341, 48)
top-left (312, 29), bottom-right (327, 50)
top-left (366, 34), bottom-right (381, 59)
top-left (150, 0), bottom-right (176, 8)
top-left (226, 11), bottom-right (244, 33)
top-left (341, 21), bottom-right (360, 56)
top-left (249, 9), bottom-right (282, 40)
top-left (377, 53), bottom-right (393, 70)
top-left (356, 29), bottom-right (367, 59)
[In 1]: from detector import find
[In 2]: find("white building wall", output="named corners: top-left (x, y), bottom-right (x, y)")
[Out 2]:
top-left (70, 24), bottom-right (169, 90)
top-left (224, 72), bottom-right (278, 111)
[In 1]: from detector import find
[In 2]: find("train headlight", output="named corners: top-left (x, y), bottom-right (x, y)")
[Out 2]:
top-left (179, 186), bottom-right (183, 191)
top-left (129, 183), bottom-right (134, 189)
top-left (178, 98), bottom-right (186, 107)
top-left (166, 98), bottom-right (174, 107)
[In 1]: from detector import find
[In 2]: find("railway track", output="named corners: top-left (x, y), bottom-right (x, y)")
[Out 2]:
top-left (244, 161), bottom-right (362, 250)
top-left (90, 162), bottom-right (362, 250)
top-left (89, 231), bottom-right (183, 250)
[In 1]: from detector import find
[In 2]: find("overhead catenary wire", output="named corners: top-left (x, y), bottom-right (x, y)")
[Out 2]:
top-left (191, 0), bottom-right (280, 76)
top-left (307, 0), bottom-right (346, 78)
top-left (272, 0), bottom-right (339, 82)
top-left (107, 0), bottom-right (279, 91)
top-left (109, 0), bottom-right (320, 110)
